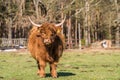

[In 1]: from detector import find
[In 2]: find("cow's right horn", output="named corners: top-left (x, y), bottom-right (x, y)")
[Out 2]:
top-left (28, 17), bottom-right (41, 27)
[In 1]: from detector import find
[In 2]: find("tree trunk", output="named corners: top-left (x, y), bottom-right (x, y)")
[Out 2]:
top-left (33, 0), bottom-right (39, 19)
top-left (8, 18), bottom-right (12, 46)
top-left (19, 0), bottom-right (25, 17)
top-left (114, 0), bottom-right (119, 47)
top-left (84, 0), bottom-right (90, 47)
top-left (78, 23), bottom-right (81, 49)
top-left (87, 1), bottom-right (91, 45)
top-left (108, 12), bottom-right (112, 40)
top-left (61, 2), bottom-right (64, 34)
top-left (66, 13), bottom-right (72, 49)
top-left (75, 14), bottom-right (78, 48)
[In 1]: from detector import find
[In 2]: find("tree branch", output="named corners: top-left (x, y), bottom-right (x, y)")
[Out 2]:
top-left (75, 0), bottom-right (102, 16)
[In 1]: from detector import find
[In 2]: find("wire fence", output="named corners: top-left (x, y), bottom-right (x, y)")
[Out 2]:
top-left (0, 38), bottom-right (119, 50)
top-left (0, 38), bottom-right (81, 49)
top-left (0, 38), bottom-right (27, 49)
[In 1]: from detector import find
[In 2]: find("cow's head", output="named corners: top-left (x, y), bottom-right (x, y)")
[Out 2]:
top-left (29, 17), bottom-right (65, 46)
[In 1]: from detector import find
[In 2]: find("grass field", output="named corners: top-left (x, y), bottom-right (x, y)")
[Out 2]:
top-left (0, 49), bottom-right (120, 80)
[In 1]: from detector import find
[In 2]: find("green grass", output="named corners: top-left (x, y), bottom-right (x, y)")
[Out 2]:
top-left (0, 50), bottom-right (120, 80)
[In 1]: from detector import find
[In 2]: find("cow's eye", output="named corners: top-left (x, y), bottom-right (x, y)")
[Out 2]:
top-left (40, 30), bottom-right (45, 34)
top-left (51, 34), bottom-right (54, 37)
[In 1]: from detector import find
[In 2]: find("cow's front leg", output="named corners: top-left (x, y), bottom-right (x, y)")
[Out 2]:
top-left (37, 60), bottom-right (40, 75)
top-left (38, 59), bottom-right (46, 78)
top-left (49, 62), bottom-right (58, 78)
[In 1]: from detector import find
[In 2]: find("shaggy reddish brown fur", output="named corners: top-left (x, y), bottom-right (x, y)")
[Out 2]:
top-left (27, 22), bottom-right (65, 78)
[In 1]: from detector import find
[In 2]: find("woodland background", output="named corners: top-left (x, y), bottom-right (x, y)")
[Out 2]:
top-left (0, 0), bottom-right (119, 48)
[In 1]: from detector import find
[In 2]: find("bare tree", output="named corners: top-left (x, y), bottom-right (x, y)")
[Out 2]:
top-left (84, 0), bottom-right (90, 47)
top-left (114, 0), bottom-right (120, 47)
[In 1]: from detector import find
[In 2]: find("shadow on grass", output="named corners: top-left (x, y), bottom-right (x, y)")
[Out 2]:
top-left (0, 76), bottom-right (4, 79)
top-left (46, 72), bottom-right (75, 77)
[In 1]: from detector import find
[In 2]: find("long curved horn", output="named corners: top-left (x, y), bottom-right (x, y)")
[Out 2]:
top-left (28, 17), bottom-right (41, 27)
top-left (55, 16), bottom-right (66, 27)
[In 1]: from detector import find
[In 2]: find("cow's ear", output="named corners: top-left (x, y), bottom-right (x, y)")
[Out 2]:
top-left (57, 29), bottom-right (60, 33)
top-left (56, 27), bottom-right (62, 34)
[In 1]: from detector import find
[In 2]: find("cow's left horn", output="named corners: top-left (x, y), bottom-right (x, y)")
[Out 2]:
top-left (55, 16), bottom-right (66, 27)
top-left (28, 17), bottom-right (41, 27)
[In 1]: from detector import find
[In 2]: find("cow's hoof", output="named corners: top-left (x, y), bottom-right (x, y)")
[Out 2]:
top-left (39, 73), bottom-right (46, 78)
top-left (52, 76), bottom-right (58, 78)
top-left (51, 74), bottom-right (58, 78)
top-left (37, 71), bottom-right (45, 78)
top-left (37, 70), bottom-right (40, 75)
top-left (40, 75), bottom-right (45, 78)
